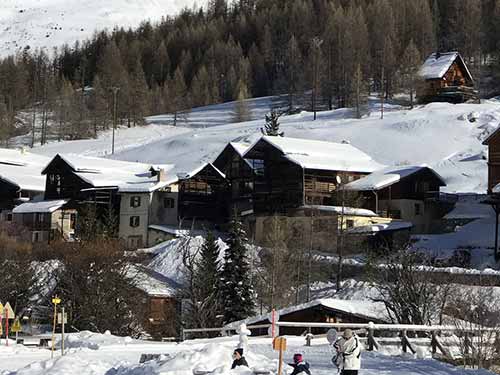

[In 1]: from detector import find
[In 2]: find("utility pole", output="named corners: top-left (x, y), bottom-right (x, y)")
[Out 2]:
top-left (336, 175), bottom-right (345, 292)
top-left (111, 87), bottom-right (120, 155)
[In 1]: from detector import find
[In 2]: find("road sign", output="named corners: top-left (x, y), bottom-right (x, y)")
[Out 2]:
top-left (52, 297), bottom-right (61, 305)
top-left (11, 318), bottom-right (21, 333)
top-left (3, 303), bottom-right (14, 320)
top-left (273, 337), bottom-right (287, 375)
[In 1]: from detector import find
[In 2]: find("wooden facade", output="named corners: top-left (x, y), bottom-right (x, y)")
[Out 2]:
top-left (244, 138), bottom-right (369, 214)
top-left (213, 143), bottom-right (255, 215)
top-left (418, 52), bottom-right (476, 104)
top-left (178, 164), bottom-right (230, 225)
top-left (483, 129), bottom-right (500, 193)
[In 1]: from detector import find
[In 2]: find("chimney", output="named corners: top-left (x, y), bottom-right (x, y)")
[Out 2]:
top-left (157, 168), bottom-right (168, 182)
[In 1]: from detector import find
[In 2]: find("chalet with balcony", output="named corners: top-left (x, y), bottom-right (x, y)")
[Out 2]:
top-left (344, 165), bottom-right (448, 233)
top-left (38, 154), bottom-right (178, 248)
top-left (417, 52), bottom-right (477, 104)
top-left (177, 163), bottom-right (230, 228)
top-left (242, 136), bottom-right (384, 214)
top-left (212, 141), bottom-right (255, 216)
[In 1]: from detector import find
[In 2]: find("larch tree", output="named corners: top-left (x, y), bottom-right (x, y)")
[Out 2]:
top-left (232, 79), bottom-right (251, 123)
top-left (220, 218), bottom-right (255, 324)
top-left (400, 40), bottom-right (422, 109)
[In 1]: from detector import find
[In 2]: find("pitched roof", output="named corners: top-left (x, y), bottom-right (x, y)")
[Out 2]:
top-left (419, 52), bottom-right (473, 81)
top-left (347, 221), bottom-right (413, 234)
top-left (344, 165), bottom-right (446, 192)
top-left (13, 199), bottom-right (68, 214)
top-left (245, 136), bottom-right (384, 173)
top-left (0, 148), bottom-right (50, 192)
top-left (128, 265), bottom-right (181, 298)
top-left (224, 298), bottom-right (390, 329)
top-left (482, 127), bottom-right (500, 145)
top-left (300, 205), bottom-right (378, 217)
top-left (44, 154), bottom-right (177, 193)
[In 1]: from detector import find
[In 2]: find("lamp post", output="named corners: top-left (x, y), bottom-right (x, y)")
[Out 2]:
top-left (111, 87), bottom-right (120, 155)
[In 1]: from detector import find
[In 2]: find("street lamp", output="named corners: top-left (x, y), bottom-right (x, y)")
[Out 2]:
top-left (111, 87), bottom-right (120, 155)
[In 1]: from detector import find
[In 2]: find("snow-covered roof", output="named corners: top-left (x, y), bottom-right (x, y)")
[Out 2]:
top-left (444, 201), bottom-right (493, 220)
top-left (13, 199), bottom-right (68, 214)
top-left (128, 265), bottom-right (180, 298)
top-left (0, 148), bottom-right (50, 192)
top-left (347, 221), bottom-right (413, 234)
top-left (225, 298), bottom-right (390, 329)
top-left (230, 142), bottom-right (252, 157)
top-left (178, 162), bottom-right (226, 180)
top-left (46, 154), bottom-right (178, 193)
top-left (300, 205), bottom-right (378, 217)
top-left (149, 225), bottom-right (192, 237)
top-left (419, 52), bottom-right (472, 81)
top-left (245, 136), bottom-right (384, 173)
top-left (344, 165), bottom-right (446, 192)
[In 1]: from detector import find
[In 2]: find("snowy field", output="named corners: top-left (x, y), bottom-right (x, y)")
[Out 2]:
top-left (0, 0), bottom-right (205, 57)
top-left (27, 96), bottom-right (499, 195)
top-left (0, 332), bottom-right (493, 375)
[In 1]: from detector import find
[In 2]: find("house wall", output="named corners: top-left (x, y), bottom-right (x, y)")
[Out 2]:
top-left (253, 213), bottom-right (393, 253)
top-left (119, 192), bottom-right (151, 248)
top-left (487, 133), bottom-right (500, 193)
top-left (149, 188), bottom-right (179, 227)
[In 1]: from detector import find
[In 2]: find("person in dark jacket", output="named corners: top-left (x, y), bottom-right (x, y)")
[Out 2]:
top-left (289, 354), bottom-right (311, 375)
top-left (231, 348), bottom-right (249, 369)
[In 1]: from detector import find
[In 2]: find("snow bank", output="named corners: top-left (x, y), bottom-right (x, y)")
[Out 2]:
top-left (111, 343), bottom-right (276, 375)
top-left (57, 331), bottom-right (135, 351)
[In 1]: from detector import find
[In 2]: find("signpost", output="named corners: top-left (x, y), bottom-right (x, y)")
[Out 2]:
top-left (3, 302), bottom-right (14, 346)
top-left (57, 308), bottom-right (67, 356)
top-left (51, 296), bottom-right (61, 358)
top-left (273, 337), bottom-right (287, 375)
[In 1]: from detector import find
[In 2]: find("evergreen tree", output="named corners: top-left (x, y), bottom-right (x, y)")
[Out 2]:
top-left (220, 218), bottom-right (255, 324)
top-left (400, 40), bottom-right (422, 108)
top-left (193, 231), bottom-right (222, 327)
top-left (261, 109), bottom-right (284, 136)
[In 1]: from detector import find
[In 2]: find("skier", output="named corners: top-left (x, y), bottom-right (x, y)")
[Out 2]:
top-left (335, 329), bottom-right (361, 375)
top-left (231, 348), bottom-right (249, 369)
top-left (288, 353), bottom-right (311, 375)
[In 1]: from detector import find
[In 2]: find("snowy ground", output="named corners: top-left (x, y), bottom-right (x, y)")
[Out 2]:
top-left (0, 0), bottom-right (204, 57)
top-left (26, 97), bottom-right (499, 195)
top-left (0, 332), bottom-right (493, 375)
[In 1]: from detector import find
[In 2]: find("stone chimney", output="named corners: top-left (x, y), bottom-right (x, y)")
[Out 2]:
top-left (157, 168), bottom-right (168, 182)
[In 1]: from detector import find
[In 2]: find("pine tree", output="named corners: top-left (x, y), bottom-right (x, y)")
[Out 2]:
top-left (350, 63), bottom-right (368, 119)
top-left (193, 231), bottom-right (222, 327)
top-left (220, 218), bottom-right (255, 324)
top-left (261, 109), bottom-right (284, 136)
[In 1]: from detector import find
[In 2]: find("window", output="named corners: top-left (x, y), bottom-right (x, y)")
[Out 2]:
top-left (128, 235), bottom-right (143, 249)
top-left (6, 213), bottom-right (12, 222)
top-left (33, 232), bottom-right (40, 242)
top-left (130, 196), bottom-right (141, 208)
top-left (35, 213), bottom-right (44, 223)
top-left (164, 198), bottom-right (175, 209)
top-left (130, 216), bottom-right (140, 227)
top-left (347, 219), bottom-right (354, 228)
top-left (414, 203), bottom-right (421, 216)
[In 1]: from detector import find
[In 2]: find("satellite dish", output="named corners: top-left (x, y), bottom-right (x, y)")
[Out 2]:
top-left (327, 329), bottom-right (338, 345)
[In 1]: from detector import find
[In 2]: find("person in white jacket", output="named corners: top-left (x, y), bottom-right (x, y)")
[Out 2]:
top-left (338, 329), bottom-right (361, 375)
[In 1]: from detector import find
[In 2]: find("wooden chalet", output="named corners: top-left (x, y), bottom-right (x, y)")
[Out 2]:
top-left (344, 165), bottom-right (449, 233)
top-left (482, 129), bottom-right (500, 194)
top-left (178, 163), bottom-right (230, 227)
top-left (242, 136), bottom-right (383, 214)
top-left (417, 52), bottom-right (477, 104)
top-left (224, 298), bottom-right (389, 336)
top-left (41, 154), bottom-right (178, 248)
top-left (212, 142), bottom-right (255, 216)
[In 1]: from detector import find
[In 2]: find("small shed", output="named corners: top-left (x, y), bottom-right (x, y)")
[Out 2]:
top-left (417, 52), bottom-right (477, 104)
top-left (224, 298), bottom-right (389, 336)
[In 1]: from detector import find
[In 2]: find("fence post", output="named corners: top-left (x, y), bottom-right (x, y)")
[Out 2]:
top-left (401, 330), bottom-right (407, 353)
top-left (431, 331), bottom-right (437, 355)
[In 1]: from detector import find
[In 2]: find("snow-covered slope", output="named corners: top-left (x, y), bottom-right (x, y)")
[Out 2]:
top-left (29, 97), bottom-right (500, 195)
top-left (0, 0), bottom-right (204, 57)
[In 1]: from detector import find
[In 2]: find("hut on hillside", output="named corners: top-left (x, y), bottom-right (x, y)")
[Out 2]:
top-left (417, 52), bottom-right (477, 104)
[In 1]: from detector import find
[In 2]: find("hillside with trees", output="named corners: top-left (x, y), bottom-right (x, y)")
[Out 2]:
top-left (0, 0), bottom-right (496, 145)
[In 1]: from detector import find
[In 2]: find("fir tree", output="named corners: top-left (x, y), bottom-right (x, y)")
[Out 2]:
top-left (261, 109), bottom-right (284, 136)
top-left (220, 218), bottom-right (255, 324)
top-left (194, 231), bottom-right (222, 327)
